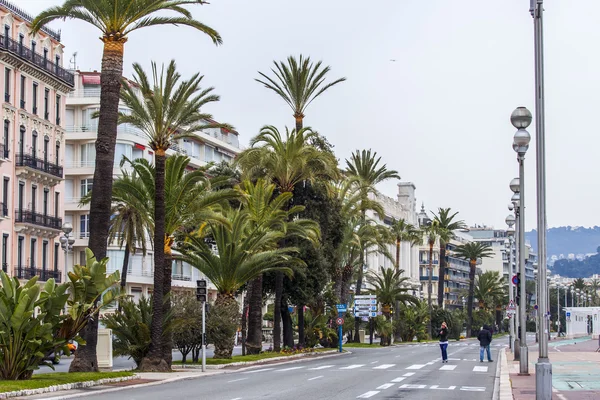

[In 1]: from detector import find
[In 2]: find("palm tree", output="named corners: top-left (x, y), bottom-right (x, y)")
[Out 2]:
top-left (424, 222), bottom-right (438, 338)
top-left (453, 242), bottom-right (494, 337)
top-left (344, 149), bottom-right (400, 342)
top-left (256, 55), bottom-right (346, 131)
top-left (236, 126), bottom-right (338, 351)
top-left (32, 3), bottom-right (220, 372)
top-left (366, 268), bottom-right (418, 318)
top-left (474, 270), bottom-right (506, 328)
top-left (389, 219), bottom-right (421, 272)
top-left (433, 208), bottom-right (467, 308)
top-left (117, 60), bottom-right (227, 370)
top-left (176, 205), bottom-right (305, 358)
top-left (590, 278), bottom-right (600, 306)
top-left (573, 278), bottom-right (586, 290)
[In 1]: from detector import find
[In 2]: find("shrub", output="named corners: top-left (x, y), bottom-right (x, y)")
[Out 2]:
top-left (171, 294), bottom-right (203, 363)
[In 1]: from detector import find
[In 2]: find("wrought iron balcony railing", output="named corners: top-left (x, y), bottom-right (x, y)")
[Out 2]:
top-left (13, 266), bottom-right (62, 282)
top-left (0, 35), bottom-right (74, 87)
top-left (15, 208), bottom-right (62, 230)
top-left (16, 153), bottom-right (63, 178)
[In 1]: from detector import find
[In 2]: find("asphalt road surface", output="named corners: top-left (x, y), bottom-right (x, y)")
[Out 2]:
top-left (76, 339), bottom-right (509, 400)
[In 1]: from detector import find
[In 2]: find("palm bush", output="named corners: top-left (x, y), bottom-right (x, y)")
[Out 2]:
top-left (396, 301), bottom-right (429, 342)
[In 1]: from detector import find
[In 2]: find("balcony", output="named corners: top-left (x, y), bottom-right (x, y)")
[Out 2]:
top-left (67, 88), bottom-right (101, 98)
top-left (172, 273), bottom-right (192, 282)
top-left (419, 275), bottom-right (439, 281)
top-left (13, 266), bottom-right (62, 283)
top-left (14, 209), bottom-right (62, 237)
top-left (420, 259), bottom-right (439, 265)
top-left (0, 35), bottom-right (74, 87)
top-left (16, 153), bottom-right (63, 186)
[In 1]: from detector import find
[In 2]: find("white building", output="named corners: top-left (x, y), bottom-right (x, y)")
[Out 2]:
top-left (64, 70), bottom-right (242, 302)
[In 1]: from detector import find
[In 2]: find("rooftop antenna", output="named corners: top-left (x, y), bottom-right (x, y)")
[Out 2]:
top-left (69, 52), bottom-right (78, 70)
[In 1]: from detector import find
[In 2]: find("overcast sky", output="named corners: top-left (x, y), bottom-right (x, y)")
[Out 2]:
top-left (20, 0), bottom-right (600, 230)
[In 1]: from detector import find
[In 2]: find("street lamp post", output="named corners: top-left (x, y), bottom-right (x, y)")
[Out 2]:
top-left (511, 106), bottom-right (532, 375)
top-left (534, 268), bottom-right (539, 343)
top-left (59, 222), bottom-right (74, 279)
top-left (510, 192), bottom-right (521, 360)
top-left (556, 285), bottom-right (561, 336)
top-left (506, 215), bottom-right (516, 350)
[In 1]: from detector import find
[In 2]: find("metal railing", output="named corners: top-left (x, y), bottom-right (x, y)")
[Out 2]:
top-left (13, 266), bottom-right (62, 282)
top-left (65, 161), bottom-right (95, 168)
top-left (15, 209), bottom-right (62, 230)
top-left (0, 202), bottom-right (6, 217)
top-left (172, 273), bottom-right (192, 281)
top-left (67, 88), bottom-right (101, 98)
top-left (16, 153), bottom-right (63, 178)
top-left (0, 35), bottom-right (73, 86)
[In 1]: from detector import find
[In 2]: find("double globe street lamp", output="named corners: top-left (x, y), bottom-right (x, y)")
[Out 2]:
top-left (59, 222), bottom-right (75, 275)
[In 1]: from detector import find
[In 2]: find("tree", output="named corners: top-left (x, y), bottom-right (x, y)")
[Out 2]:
top-left (118, 60), bottom-right (227, 371)
top-left (344, 149), bottom-right (400, 342)
top-left (396, 301), bottom-right (429, 342)
top-left (32, 1), bottom-right (220, 372)
top-left (424, 222), bottom-right (438, 338)
top-left (171, 294), bottom-right (203, 364)
top-left (433, 208), bottom-right (467, 308)
top-left (256, 55), bottom-right (346, 131)
top-left (453, 242), bottom-right (494, 337)
top-left (474, 270), bottom-right (506, 329)
top-left (389, 219), bottom-right (421, 272)
top-left (176, 205), bottom-right (303, 358)
top-left (236, 126), bottom-right (338, 351)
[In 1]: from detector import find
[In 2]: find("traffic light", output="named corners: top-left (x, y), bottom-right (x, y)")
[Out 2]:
top-left (196, 279), bottom-right (207, 302)
top-left (515, 273), bottom-right (521, 306)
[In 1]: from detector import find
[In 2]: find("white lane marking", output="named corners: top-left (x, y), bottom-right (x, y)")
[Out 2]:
top-left (243, 367), bottom-right (275, 374)
top-left (230, 398), bottom-right (242, 400)
top-left (460, 386), bottom-right (486, 391)
top-left (376, 383), bottom-right (395, 390)
top-left (473, 366), bottom-right (488, 372)
top-left (373, 364), bottom-right (395, 370)
top-left (308, 375), bottom-right (324, 381)
top-left (341, 364), bottom-right (365, 369)
top-left (430, 385), bottom-right (457, 390)
top-left (277, 366), bottom-right (305, 372)
top-left (440, 365), bottom-right (457, 371)
top-left (406, 364), bottom-right (425, 370)
top-left (309, 365), bottom-right (333, 370)
top-left (448, 358), bottom-right (461, 361)
top-left (227, 378), bottom-right (248, 383)
top-left (391, 377), bottom-right (405, 382)
top-left (370, 361), bottom-right (379, 364)
top-left (399, 384), bottom-right (427, 389)
top-left (356, 391), bottom-right (380, 398)
top-left (426, 362), bottom-right (435, 365)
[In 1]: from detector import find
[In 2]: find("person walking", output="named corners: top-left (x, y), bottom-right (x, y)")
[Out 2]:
top-left (438, 321), bottom-right (449, 363)
top-left (477, 324), bottom-right (493, 362)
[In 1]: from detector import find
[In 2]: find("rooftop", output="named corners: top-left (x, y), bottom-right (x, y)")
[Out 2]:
top-left (0, 0), bottom-right (62, 41)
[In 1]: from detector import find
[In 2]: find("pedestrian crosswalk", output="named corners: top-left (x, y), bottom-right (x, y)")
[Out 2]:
top-left (410, 343), bottom-right (506, 347)
top-left (243, 362), bottom-right (493, 375)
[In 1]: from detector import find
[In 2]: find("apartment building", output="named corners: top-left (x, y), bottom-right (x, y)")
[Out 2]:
top-left (0, 1), bottom-right (73, 283)
top-left (64, 70), bottom-right (241, 302)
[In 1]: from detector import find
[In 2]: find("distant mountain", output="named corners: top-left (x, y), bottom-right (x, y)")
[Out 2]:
top-left (552, 255), bottom-right (600, 279)
top-left (525, 226), bottom-right (600, 258)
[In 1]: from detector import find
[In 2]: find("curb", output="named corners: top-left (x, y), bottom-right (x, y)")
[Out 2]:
top-left (0, 376), bottom-right (135, 399)
top-left (33, 351), bottom-right (350, 399)
top-left (177, 349), bottom-right (341, 369)
top-left (498, 348), bottom-right (514, 400)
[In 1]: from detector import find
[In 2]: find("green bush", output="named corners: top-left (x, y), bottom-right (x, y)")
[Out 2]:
top-left (396, 301), bottom-right (428, 342)
top-left (171, 294), bottom-right (203, 363)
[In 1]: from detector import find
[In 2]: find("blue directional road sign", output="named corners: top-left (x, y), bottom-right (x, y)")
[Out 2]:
top-left (336, 304), bottom-right (347, 313)
top-left (566, 312), bottom-right (571, 317)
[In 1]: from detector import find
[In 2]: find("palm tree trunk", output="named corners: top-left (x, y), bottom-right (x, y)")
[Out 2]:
top-left (213, 294), bottom-right (238, 359)
top-left (353, 252), bottom-right (365, 343)
top-left (282, 296), bottom-right (294, 348)
top-left (139, 151), bottom-right (169, 372)
top-left (466, 260), bottom-right (477, 337)
top-left (161, 250), bottom-right (173, 367)
top-left (394, 240), bottom-right (401, 341)
top-left (117, 246), bottom-right (130, 312)
top-left (294, 114), bottom-right (303, 132)
top-left (438, 245), bottom-right (446, 308)
top-left (297, 304), bottom-right (305, 346)
top-left (246, 275), bottom-right (263, 355)
top-left (395, 239), bottom-right (400, 271)
top-left (70, 39), bottom-right (124, 373)
top-left (273, 272), bottom-right (283, 351)
top-left (427, 243), bottom-right (433, 338)
top-left (241, 281), bottom-right (251, 356)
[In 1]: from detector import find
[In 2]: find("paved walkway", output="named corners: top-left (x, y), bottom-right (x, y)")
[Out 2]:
top-left (507, 337), bottom-right (600, 400)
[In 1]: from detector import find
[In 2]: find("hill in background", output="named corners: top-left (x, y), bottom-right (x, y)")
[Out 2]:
top-left (525, 226), bottom-right (600, 257)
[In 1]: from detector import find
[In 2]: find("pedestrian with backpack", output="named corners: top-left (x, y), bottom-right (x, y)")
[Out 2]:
top-left (477, 325), bottom-right (493, 362)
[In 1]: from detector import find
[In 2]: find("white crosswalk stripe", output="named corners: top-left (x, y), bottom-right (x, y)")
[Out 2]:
top-left (403, 372), bottom-right (415, 377)
top-left (406, 364), bottom-right (426, 370)
top-left (473, 366), bottom-right (488, 372)
top-left (340, 364), bottom-right (365, 370)
top-left (430, 385), bottom-right (457, 390)
top-left (277, 366), bottom-right (305, 372)
top-left (243, 368), bottom-right (275, 374)
top-left (391, 377), bottom-right (406, 382)
top-left (376, 383), bottom-right (395, 390)
top-left (309, 365), bottom-right (333, 370)
top-left (439, 365), bottom-right (457, 371)
top-left (356, 391), bottom-right (380, 398)
top-left (373, 364), bottom-right (395, 370)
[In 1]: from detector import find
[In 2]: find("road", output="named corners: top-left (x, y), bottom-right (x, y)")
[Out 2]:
top-left (75, 339), bottom-right (509, 400)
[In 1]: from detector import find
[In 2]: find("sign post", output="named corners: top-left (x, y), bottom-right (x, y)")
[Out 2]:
top-left (196, 280), bottom-right (207, 372)
top-left (354, 295), bottom-right (377, 344)
top-left (335, 304), bottom-right (347, 352)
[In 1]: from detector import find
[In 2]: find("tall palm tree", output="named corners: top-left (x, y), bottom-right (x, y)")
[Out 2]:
top-left (344, 149), bottom-right (400, 342)
top-left (389, 218), bottom-right (421, 273)
top-left (256, 55), bottom-right (346, 131)
top-left (433, 208), bottom-right (467, 308)
top-left (424, 222), bottom-right (438, 338)
top-left (176, 205), bottom-right (305, 358)
top-left (453, 242), bottom-right (494, 337)
top-left (589, 278), bottom-right (600, 306)
top-left (366, 268), bottom-right (418, 318)
top-left (117, 60), bottom-right (227, 370)
top-left (236, 126), bottom-right (338, 351)
top-left (32, 3), bottom-right (220, 372)
top-left (474, 270), bottom-right (506, 330)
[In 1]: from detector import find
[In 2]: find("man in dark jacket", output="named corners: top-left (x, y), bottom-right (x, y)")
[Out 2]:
top-left (477, 325), bottom-right (493, 362)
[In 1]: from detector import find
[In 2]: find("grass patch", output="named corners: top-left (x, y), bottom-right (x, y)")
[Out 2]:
top-left (342, 342), bottom-right (382, 348)
top-left (174, 348), bottom-right (333, 365)
top-left (0, 371), bottom-right (134, 393)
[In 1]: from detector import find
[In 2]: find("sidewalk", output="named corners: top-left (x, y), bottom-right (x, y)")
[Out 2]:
top-left (505, 337), bottom-right (600, 400)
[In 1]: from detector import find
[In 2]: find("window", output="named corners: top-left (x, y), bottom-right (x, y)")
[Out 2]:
top-left (3, 25), bottom-right (8, 44)
top-left (4, 67), bottom-right (10, 103)
top-left (80, 178), bottom-right (93, 196)
top-left (43, 48), bottom-right (48, 66)
top-left (20, 75), bottom-right (25, 109)
top-left (44, 89), bottom-right (49, 119)
top-left (31, 41), bottom-right (36, 55)
top-left (2, 234), bottom-right (7, 272)
top-left (17, 236), bottom-right (23, 269)
top-left (31, 185), bottom-right (37, 213)
top-left (55, 95), bottom-right (60, 125)
top-left (204, 145), bottom-right (214, 162)
top-left (18, 34), bottom-right (23, 55)
top-left (54, 243), bottom-right (59, 273)
top-left (114, 143), bottom-right (132, 165)
top-left (55, 141), bottom-right (60, 166)
top-left (80, 214), bottom-right (90, 238)
top-left (3, 120), bottom-right (8, 158)
top-left (79, 250), bottom-right (86, 266)
top-left (44, 136), bottom-right (49, 163)
top-left (30, 238), bottom-right (36, 269)
top-left (81, 143), bottom-right (95, 166)
top-left (18, 182), bottom-right (24, 214)
top-left (43, 188), bottom-right (49, 216)
top-left (32, 83), bottom-right (38, 114)
top-left (82, 107), bottom-right (99, 130)
top-left (19, 125), bottom-right (24, 155)
top-left (64, 179), bottom-right (73, 200)
top-left (2, 178), bottom-right (8, 217)
top-left (42, 241), bottom-right (48, 275)
top-left (54, 192), bottom-right (59, 217)
top-left (31, 130), bottom-right (37, 156)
